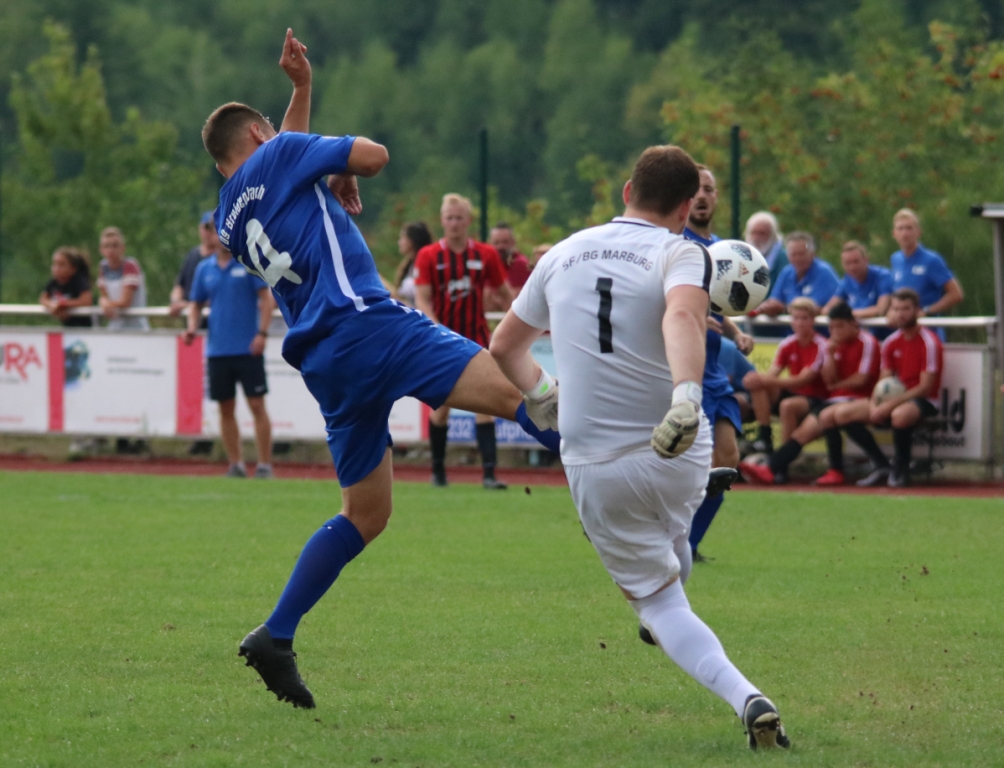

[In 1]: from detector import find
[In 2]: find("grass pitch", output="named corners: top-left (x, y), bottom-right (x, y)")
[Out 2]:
top-left (1, 471), bottom-right (1002, 767)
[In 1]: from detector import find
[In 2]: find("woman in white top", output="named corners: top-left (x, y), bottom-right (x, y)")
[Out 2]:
top-left (392, 222), bottom-right (432, 307)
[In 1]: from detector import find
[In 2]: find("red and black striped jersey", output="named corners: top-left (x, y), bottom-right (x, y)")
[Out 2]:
top-left (414, 239), bottom-right (506, 347)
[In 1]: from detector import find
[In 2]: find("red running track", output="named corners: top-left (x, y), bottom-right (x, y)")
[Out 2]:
top-left (2, 454), bottom-right (1002, 497)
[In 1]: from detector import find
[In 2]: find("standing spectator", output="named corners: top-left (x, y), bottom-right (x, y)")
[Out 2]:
top-left (864, 288), bottom-right (942, 487)
top-left (741, 298), bottom-right (828, 455)
top-left (823, 241), bottom-right (893, 319)
top-left (531, 243), bottom-right (552, 266)
top-left (39, 247), bottom-right (93, 327)
top-left (96, 227), bottom-right (149, 331)
top-left (185, 247), bottom-right (277, 479)
top-left (744, 211), bottom-right (788, 288)
top-left (889, 209), bottom-right (963, 339)
top-left (741, 301), bottom-right (879, 485)
top-left (414, 193), bottom-right (513, 489)
top-left (392, 222), bottom-right (432, 308)
top-left (756, 232), bottom-right (839, 318)
top-left (170, 211), bottom-right (218, 317)
top-left (489, 222), bottom-right (531, 299)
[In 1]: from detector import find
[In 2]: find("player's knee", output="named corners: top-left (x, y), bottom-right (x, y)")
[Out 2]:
top-left (891, 407), bottom-right (918, 430)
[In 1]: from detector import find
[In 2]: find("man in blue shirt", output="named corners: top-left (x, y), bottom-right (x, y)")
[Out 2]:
top-left (823, 240), bottom-right (893, 319)
top-left (200, 29), bottom-right (559, 708)
top-left (889, 209), bottom-right (963, 338)
top-left (680, 165), bottom-right (754, 563)
top-left (757, 232), bottom-right (839, 317)
top-left (185, 245), bottom-right (275, 479)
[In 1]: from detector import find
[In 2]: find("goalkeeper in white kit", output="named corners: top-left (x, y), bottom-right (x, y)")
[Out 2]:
top-left (490, 145), bottom-right (790, 750)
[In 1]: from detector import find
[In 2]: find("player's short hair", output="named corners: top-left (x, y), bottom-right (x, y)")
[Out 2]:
top-left (100, 226), bottom-right (124, 243)
top-left (827, 300), bottom-right (855, 322)
top-left (893, 208), bottom-right (920, 226)
top-left (841, 240), bottom-right (869, 259)
top-left (441, 193), bottom-right (473, 215)
top-left (784, 230), bottom-right (816, 253)
top-left (202, 102), bottom-right (271, 164)
top-left (628, 145), bottom-right (700, 216)
top-left (492, 221), bottom-right (512, 231)
top-left (788, 297), bottom-right (818, 316)
top-left (892, 287), bottom-right (921, 307)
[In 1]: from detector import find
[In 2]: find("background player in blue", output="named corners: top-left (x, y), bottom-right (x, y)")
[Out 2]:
top-left (757, 231), bottom-right (839, 317)
top-left (681, 166), bottom-right (754, 562)
top-left (823, 241), bottom-right (893, 319)
top-left (201, 30), bottom-right (560, 708)
top-left (889, 209), bottom-right (963, 340)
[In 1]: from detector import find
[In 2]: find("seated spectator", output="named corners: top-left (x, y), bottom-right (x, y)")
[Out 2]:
top-left (741, 297), bottom-right (828, 456)
top-left (740, 301), bottom-right (880, 485)
top-left (718, 336), bottom-right (756, 423)
top-left (889, 209), bottom-right (963, 340)
top-left (744, 211), bottom-right (788, 288)
top-left (756, 232), bottom-right (839, 318)
top-left (856, 288), bottom-right (942, 487)
top-left (823, 241), bottom-right (893, 319)
top-left (392, 221), bottom-right (433, 308)
top-left (97, 227), bottom-right (149, 331)
top-left (39, 247), bottom-right (94, 327)
top-left (185, 247), bottom-right (276, 479)
top-left (170, 211), bottom-right (218, 318)
top-left (490, 222), bottom-right (531, 299)
top-left (531, 243), bottom-right (552, 265)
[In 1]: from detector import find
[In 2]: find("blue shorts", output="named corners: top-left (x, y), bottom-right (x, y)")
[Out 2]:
top-left (703, 391), bottom-right (742, 436)
top-left (299, 301), bottom-right (482, 487)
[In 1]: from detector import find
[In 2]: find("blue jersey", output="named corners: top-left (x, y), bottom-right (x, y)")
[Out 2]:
top-left (719, 337), bottom-right (755, 394)
top-left (191, 256), bottom-right (268, 357)
top-left (216, 132), bottom-right (390, 369)
top-left (682, 228), bottom-right (732, 399)
top-left (835, 265), bottom-right (893, 311)
top-left (769, 258), bottom-right (839, 308)
top-left (890, 244), bottom-right (954, 311)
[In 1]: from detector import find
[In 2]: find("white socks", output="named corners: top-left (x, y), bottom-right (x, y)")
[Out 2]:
top-left (631, 579), bottom-right (759, 717)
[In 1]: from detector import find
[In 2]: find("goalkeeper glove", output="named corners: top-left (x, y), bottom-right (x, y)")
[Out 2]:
top-left (522, 369), bottom-right (559, 431)
top-left (651, 382), bottom-right (701, 458)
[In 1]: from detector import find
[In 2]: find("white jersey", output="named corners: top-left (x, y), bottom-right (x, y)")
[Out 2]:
top-left (512, 216), bottom-right (710, 465)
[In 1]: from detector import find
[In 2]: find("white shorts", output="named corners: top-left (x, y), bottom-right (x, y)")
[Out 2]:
top-left (564, 419), bottom-right (712, 598)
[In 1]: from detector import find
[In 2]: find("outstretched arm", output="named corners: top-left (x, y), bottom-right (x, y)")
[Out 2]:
top-left (279, 29), bottom-right (311, 134)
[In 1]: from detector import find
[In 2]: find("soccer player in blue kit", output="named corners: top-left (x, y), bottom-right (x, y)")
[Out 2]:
top-left (680, 167), bottom-right (753, 563)
top-left (202, 30), bottom-right (560, 708)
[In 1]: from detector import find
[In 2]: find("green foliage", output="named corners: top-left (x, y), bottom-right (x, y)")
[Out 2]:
top-left (1, 23), bottom-right (208, 302)
top-left (2, 471), bottom-right (1004, 765)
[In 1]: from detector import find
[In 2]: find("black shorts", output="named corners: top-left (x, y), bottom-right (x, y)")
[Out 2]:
top-left (207, 355), bottom-right (268, 402)
top-left (913, 397), bottom-right (939, 419)
top-left (772, 390), bottom-right (825, 416)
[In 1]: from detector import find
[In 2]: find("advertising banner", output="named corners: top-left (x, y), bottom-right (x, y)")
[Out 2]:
top-left (0, 331), bottom-right (52, 432)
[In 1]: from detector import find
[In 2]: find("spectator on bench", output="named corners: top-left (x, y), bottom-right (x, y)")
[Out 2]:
top-left (185, 246), bottom-right (277, 479)
top-left (823, 241), bottom-right (893, 320)
top-left (719, 336), bottom-right (756, 425)
top-left (889, 209), bottom-right (963, 341)
top-left (40, 246), bottom-right (94, 327)
top-left (741, 297), bottom-right (828, 456)
top-left (740, 301), bottom-right (879, 485)
top-left (756, 232), bottom-right (839, 318)
top-left (860, 288), bottom-right (943, 487)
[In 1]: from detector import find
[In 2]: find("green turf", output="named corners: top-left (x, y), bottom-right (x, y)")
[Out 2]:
top-left (1, 471), bottom-right (1002, 767)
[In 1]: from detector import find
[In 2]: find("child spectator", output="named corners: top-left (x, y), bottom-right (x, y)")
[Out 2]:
top-left (97, 227), bottom-right (149, 331)
top-left (39, 247), bottom-right (94, 327)
top-left (741, 297), bottom-right (828, 455)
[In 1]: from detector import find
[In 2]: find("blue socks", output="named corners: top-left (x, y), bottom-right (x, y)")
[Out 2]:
top-left (515, 402), bottom-right (561, 453)
top-left (688, 492), bottom-right (724, 552)
top-left (265, 514), bottom-right (365, 640)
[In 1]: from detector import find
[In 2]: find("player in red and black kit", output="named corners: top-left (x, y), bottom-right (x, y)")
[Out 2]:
top-left (415, 193), bottom-right (513, 489)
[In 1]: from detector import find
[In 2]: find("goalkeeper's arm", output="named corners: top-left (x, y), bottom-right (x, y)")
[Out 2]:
top-left (651, 285), bottom-right (708, 458)
top-left (489, 312), bottom-right (558, 431)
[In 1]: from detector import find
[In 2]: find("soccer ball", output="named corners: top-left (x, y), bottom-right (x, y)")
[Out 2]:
top-left (872, 376), bottom-right (906, 405)
top-left (707, 240), bottom-right (771, 316)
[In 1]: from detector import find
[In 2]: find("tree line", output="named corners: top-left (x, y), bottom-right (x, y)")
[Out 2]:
top-left (1, 0), bottom-right (1003, 316)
